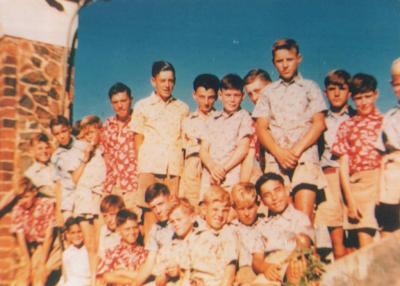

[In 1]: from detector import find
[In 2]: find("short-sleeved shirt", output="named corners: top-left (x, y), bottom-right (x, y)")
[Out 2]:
top-left (24, 161), bottom-right (57, 198)
top-left (332, 108), bottom-right (383, 175)
top-left (256, 204), bottom-right (315, 253)
top-left (376, 104), bottom-right (400, 153)
top-left (188, 221), bottom-right (239, 286)
top-left (131, 92), bottom-right (189, 176)
top-left (146, 221), bottom-right (175, 253)
top-left (97, 242), bottom-right (148, 276)
top-left (11, 197), bottom-right (55, 243)
top-left (98, 225), bottom-right (121, 259)
top-left (63, 245), bottom-right (91, 286)
top-left (252, 75), bottom-right (327, 165)
top-left (230, 217), bottom-right (265, 267)
top-left (101, 114), bottom-right (139, 194)
top-left (319, 106), bottom-right (356, 168)
top-left (200, 109), bottom-right (253, 189)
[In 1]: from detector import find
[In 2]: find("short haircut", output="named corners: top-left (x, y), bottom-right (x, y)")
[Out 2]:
top-left (231, 182), bottom-right (258, 208)
top-left (391, 57), bottom-right (400, 76)
top-left (100, 194), bottom-right (125, 213)
top-left (324, 69), bottom-right (351, 88)
top-left (243, 69), bottom-right (272, 86)
top-left (193, 73), bottom-right (220, 94)
top-left (50, 115), bottom-right (71, 130)
top-left (272, 38), bottom-right (300, 60)
top-left (77, 115), bottom-right (102, 139)
top-left (116, 209), bottom-right (138, 227)
top-left (64, 216), bottom-right (81, 232)
top-left (152, 61), bottom-right (175, 78)
top-left (108, 82), bottom-right (132, 100)
top-left (203, 186), bottom-right (231, 207)
top-left (145, 183), bottom-right (170, 204)
top-left (220, 73), bottom-right (244, 92)
top-left (169, 198), bottom-right (195, 217)
top-left (350, 73), bottom-right (377, 96)
top-left (255, 172), bottom-right (284, 197)
top-left (30, 132), bottom-right (50, 146)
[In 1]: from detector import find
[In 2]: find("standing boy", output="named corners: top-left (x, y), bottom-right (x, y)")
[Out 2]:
top-left (253, 38), bottom-right (327, 220)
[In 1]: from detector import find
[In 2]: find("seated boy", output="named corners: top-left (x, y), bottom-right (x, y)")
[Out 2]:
top-left (253, 38), bottom-right (327, 220)
top-left (188, 186), bottom-right (239, 286)
top-left (315, 70), bottom-right (355, 259)
top-left (253, 173), bottom-right (315, 285)
top-left (230, 183), bottom-right (265, 285)
top-left (332, 73), bottom-right (383, 248)
top-left (200, 74), bottom-right (253, 194)
top-left (97, 209), bottom-right (148, 285)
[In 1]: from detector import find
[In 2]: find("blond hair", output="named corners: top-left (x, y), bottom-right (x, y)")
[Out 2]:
top-left (169, 198), bottom-right (195, 217)
top-left (203, 186), bottom-right (231, 207)
top-left (76, 115), bottom-right (102, 139)
top-left (231, 182), bottom-right (258, 208)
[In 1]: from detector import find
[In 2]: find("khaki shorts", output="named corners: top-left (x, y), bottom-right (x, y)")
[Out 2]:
top-left (179, 155), bottom-right (202, 208)
top-left (74, 190), bottom-right (101, 217)
top-left (380, 154), bottom-right (400, 204)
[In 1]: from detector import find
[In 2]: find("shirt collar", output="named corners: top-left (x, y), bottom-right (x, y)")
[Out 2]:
top-left (109, 112), bottom-right (132, 127)
top-left (327, 105), bottom-right (356, 117)
top-left (149, 91), bottom-right (177, 105)
top-left (267, 204), bottom-right (293, 221)
top-left (277, 73), bottom-right (304, 87)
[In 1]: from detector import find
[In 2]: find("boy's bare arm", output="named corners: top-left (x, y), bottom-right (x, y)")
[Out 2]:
top-left (256, 117), bottom-right (297, 169)
top-left (16, 232), bottom-right (31, 282)
top-left (102, 270), bottom-right (137, 284)
top-left (223, 137), bottom-right (250, 173)
top-left (54, 181), bottom-right (63, 227)
top-left (291, 112), bottom-right (326, 158)
top-left (252, 252), bottom-right (281, 282)
top-left (239, 147), bottom-right (256, 182)
top-left (135, 251), bottom-right (156, 286)
top-left (200, 140), bottom-right (225, 183)
top-left (134, 133), bottom-right (144, 155)
top-left (220, 264), bottom-right (236, 286)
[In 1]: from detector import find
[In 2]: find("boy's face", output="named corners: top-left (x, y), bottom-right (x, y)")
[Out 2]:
top-left (244, 78), bottom-right (269, 105)
top-left (102, 207), bottom-right (119, 231)
top-left (51, 124), bottom-right (71, 146)
top-left (151, 70), bottom-right (175, 101)
top-left (219, 88), bottom-right (244, 114)
top-left (273, 48), bottom-right (302, 81)
top-left (259, 180), bottom-right (289, 214)
top-left (118, 219), bottom-right (140, 244)
top-left (67, 224), bottom-right (84, 247)
top-left (111, 91), bottom-right (132, 120)
top-left (149, 194), bottom-right (171, 222)
top-left (193, 87), bottom-right (217, 114)
top-left (352, 91), bottom-right (378, 115)
top-left (84, 125), bottom-right (101, 146)
top-left (392, 75), bottom-right (400, 98)
top-left (32, 141), bottom-right (51, 164)
top-left (205, 201), bottom-right (230, 230)
top-left (169, 207), bottom-right (193, 238)
top-left (325, 84), bottom-right (351, 109)
top-left (234, 200), bottom-right (258, 226)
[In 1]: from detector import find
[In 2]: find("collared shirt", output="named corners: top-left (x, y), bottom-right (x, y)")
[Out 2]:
top-left (63, 245), bottom-right (91, 286)
top-left (101, 114), bottom-right (138, 194)
top-left (146, 221), bottom-right (175, 253)
top-left (11, 197), bottom-right (55, 243)
top-left (256, 204), bottom-right (315, 253)
top-left (97, 242), bottom-right (148, 276)
top-left (252, 75), bottom-right (327, 164)
top-left (376, 103), bottom-right (400, 152)
top-left (200, 109), bottom-right (253, 189)
top-left (188, 221), bottom-right (239, 286)
top-left (24, 161), bottom-right (57, 198)
top-left (131, 92), bottom-right (189, 176)
top-left (98, 225), bottom-right (121, 259)
top-left (320, 106), bottom-right (356, 168)
top-left (332, 108), bottom-right (383, 175)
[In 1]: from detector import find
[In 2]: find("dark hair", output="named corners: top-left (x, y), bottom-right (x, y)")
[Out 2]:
top-left (116, 209), bottom-right (138, 227)
top-left (350, 73), bottom-right (377, 96)
top-left (272, 38), bottom-right (300, 60)
top-left (18, 177), bottom-right (38, 196)
top-left (243, 69), bottom-right (272, 85)
top-left (108, 82), bottom-right (132, 100)
top-left (255, 172), bottom-right (285, 197)
top-left (64, 216), bottom-right (81, 231)
top-left (30, 132), bottom-right (50, 146)
top-left (193, 74), bottom-right (220, 94)
top-left (100, 194), bottom-right (126, 213)
top-left (145, 183), bottom-right (170, 203)
top-left (152, 61), bottom-right (175, 78)
top-left (50, 115), bottom-right (71, 130)
top-left (220, 73), bottom-right (244, 91)
top-left (324, 69), bottom-right (351, 88)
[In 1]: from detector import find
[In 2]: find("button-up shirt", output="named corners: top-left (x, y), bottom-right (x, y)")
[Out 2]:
top-left (24, 161), bottom-right (57, 198)
top-left (376, 103), bottom-right (400, 152)
top-left (146, 221), bottom-right (175, 253)
top-left (131, 92), bottom-right (189, 176)
top-left (252, 75), bottom-right (327, 165)
top-left (63, 245), bottom-right (91, 286)
top-left (98, 224), bottom-right (121, 259)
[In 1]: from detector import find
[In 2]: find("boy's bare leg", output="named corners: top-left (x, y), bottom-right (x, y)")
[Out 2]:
top-left (294, 189), bottom-right (316, 221)
top-left (329, 226), bottom-right (347, 259)
top-left (358, 230), bottom-right (374, 248)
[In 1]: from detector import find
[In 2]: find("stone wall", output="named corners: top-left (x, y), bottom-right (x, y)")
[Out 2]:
top-left (0, 35), bottom-right (73, 285)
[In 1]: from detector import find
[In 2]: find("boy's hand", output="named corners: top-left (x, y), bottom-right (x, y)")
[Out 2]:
top-left (209, 163), bottom-right (226, 183)
top-left (347, 203), bottom-right (363, 223)
top-left (263, 263), bottom-right (282, 282)
top-left (286, 254), bottom-right (307, 285)
top-left (166, 264), bottom-right (180, 278)
top-left (274, 147), bottom-right (298, 170)
top-left (83, 143), bottom-right (95, 163)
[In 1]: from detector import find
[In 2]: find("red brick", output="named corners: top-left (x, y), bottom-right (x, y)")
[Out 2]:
top-left (0, 140), bottom-right (16, 150)
top-left (0, 161), bottom-right (13, 172)
top-left (0, 98), bottom-right (16, 107)
top-left (0, 172), bottom-right (13, 181)
top-left (0, 108), bottom-right (16, 118)
top-left (0, 129), bottom-right (16, 139)
top-left (0, 151), bottom-right (14, 161)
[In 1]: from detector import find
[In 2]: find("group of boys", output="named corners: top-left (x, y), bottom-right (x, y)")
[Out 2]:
top-left (5, 37), bottom-right (400, 286)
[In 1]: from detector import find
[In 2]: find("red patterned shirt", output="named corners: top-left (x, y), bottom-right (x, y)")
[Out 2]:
top-left (101, 115), bottom-right (138, 194)
top-left (10, 197), bottom-right (55, 243)
top-left (97, 242), bottom-right (148, 276)
top-left (332, 109), bottom-right (383, 175)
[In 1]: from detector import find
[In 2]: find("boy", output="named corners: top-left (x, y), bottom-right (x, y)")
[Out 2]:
top-left (180, 73), bottom-right (219, 209)
top-left (188, 186), bottom-right (239, 286)
top-left (244, 68), bottom-right (272, 105)
top-left (375, 58), bottom-right (400, 237)
top-left (200, 74), bottom-right (253, 194)
top-left (315, 70), bottom-right (355, 259)
top-left (131, 61), bottom-right (189, 201)
top-left (230, 183), bottom-right (265, 285)
top-left (97, 209), bottom-right (148, 285)
top-left (253, 173), bottom-right (315, 284)
top-left (253, 38), bottom-right (327, 220)
top-left (332, 73), bottom-right (383, 248)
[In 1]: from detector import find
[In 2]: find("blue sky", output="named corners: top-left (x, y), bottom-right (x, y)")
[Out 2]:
top-left (74, 0), bottom-right (400, 120)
